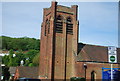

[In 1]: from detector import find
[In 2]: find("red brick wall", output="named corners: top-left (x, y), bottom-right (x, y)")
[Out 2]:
top-left (39, 2), bottom-right (57, 79)
top-left (74, 62), bottom-right (120, 80)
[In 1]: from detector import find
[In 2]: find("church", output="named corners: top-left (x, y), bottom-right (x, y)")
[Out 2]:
top-left (39, 1), bottom-right (120, 81)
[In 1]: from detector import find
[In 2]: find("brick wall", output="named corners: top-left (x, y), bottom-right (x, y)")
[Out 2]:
top-left (74, 62), bottom-right (120, 80)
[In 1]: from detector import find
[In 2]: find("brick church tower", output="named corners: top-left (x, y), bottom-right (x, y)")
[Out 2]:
top-left (39, 1), bottom-right (79, 80)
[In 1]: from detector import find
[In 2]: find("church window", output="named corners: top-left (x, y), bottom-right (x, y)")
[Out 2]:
top-left (45, 19), bottom-right (50, 36)
top-left (48, 20), bottom-right (50, 34)
top-left (91, 71), bottom-right (96, 81)
top-left (44, 20), bottom-right (47, 36)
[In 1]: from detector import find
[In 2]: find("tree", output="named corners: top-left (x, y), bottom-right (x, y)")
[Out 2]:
top-left (28, 63), bottom-right (34, 67)
top-left (2, 66), bottom-right (10, 81)
top-left (24, 50), bottom-right (39, 66)
top-left (2, 55), bottom-right (9, 66)
top-left (25, 50), bottom-right (39, 62)
top-left (32, 53), bottom-right (40, 66)
top-left (9, 49), bottom-right (14, 59)
top-left (24, 59), bottom-right (30, 66)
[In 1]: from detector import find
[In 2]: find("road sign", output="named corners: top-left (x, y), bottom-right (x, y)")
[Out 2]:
top-left (102, 67), bottom-right (120, 81)
top-left (110, 56), bottom-right (115, 62)
top-left (108, 46), bottom-right (117, 81)
top-left (108, 46), bottom-right (117, 63)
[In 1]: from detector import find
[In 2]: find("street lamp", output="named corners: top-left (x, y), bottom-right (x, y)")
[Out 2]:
top-left (84, 64), bottom-right (87, 80)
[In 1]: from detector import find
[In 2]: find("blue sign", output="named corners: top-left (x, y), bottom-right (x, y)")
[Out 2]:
top-left (102, 68), bottom-right (120, 81)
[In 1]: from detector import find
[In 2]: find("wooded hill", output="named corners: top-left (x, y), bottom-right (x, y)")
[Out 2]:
top-left (1, 36), bottom-right (40, 67)
top-left (1, 36), bottom-right (40, 51)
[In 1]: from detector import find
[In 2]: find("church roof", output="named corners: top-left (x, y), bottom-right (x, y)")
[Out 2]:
top-left (15, 66), bottom-right (38, 79)
top-left (77, 43), bottom-right (120, 63)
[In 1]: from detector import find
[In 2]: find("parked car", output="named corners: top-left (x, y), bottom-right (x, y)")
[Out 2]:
top-left (17, 78), bottom-right (41, 81)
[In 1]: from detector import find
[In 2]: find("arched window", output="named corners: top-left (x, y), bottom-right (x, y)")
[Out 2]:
top-left (56, 15), bottom-right (63, 33)
top-left (91, 71), bottom-right (96, 81)
top-left (66, 16), bottom-right (73, 35)
top-left (48, 20), bottom-right (50, 34)
top-left (44, 19), bottom-right (48, 36)
top-left (67, 17), bottom-right (72, 23)
top-left (45, 19), bottom-right (50, 36)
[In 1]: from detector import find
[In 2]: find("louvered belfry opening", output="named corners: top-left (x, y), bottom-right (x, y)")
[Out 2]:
top-left (66, 17), bottom-right (73, 35)
top-left (56, 15), bottom-right (63, 33)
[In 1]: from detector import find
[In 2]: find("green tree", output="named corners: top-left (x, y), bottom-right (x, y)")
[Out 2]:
top-left (7, 50), bottom-right (25, 66)
top-left (2, 55), bottom-right (9, 66)
top-left (9, 49), bottom-right (14, 59)
top-left (24, 50), bottom-right (39, 66)
top-left (25, 50), bottom-right (39, 62)
top-left (1, 36), bottom-right (40, 67)
top-left (28, 63), bottom-right (34, 67)
top-left (32, 53), bottom-right (40, 66)
top-left (24, 59), bottom-right (30, 66)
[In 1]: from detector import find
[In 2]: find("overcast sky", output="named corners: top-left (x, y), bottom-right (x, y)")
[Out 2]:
top-left (0, 0), bottom-right (119, 47)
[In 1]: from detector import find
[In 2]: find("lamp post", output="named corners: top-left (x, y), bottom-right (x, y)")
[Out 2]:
top-left (84, 64), bottom-right (87, 80)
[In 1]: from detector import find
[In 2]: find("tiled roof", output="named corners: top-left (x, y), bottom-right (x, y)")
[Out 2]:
top-left (77, 43), bottom-right (120, 63)
top-left (16, 66), bottom-right (38, 79)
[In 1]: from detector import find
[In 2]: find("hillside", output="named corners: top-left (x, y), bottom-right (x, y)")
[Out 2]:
top-left (0, 36), bottom-right (40, 51)
top-left (0, 36), bottom-right (40, 67)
